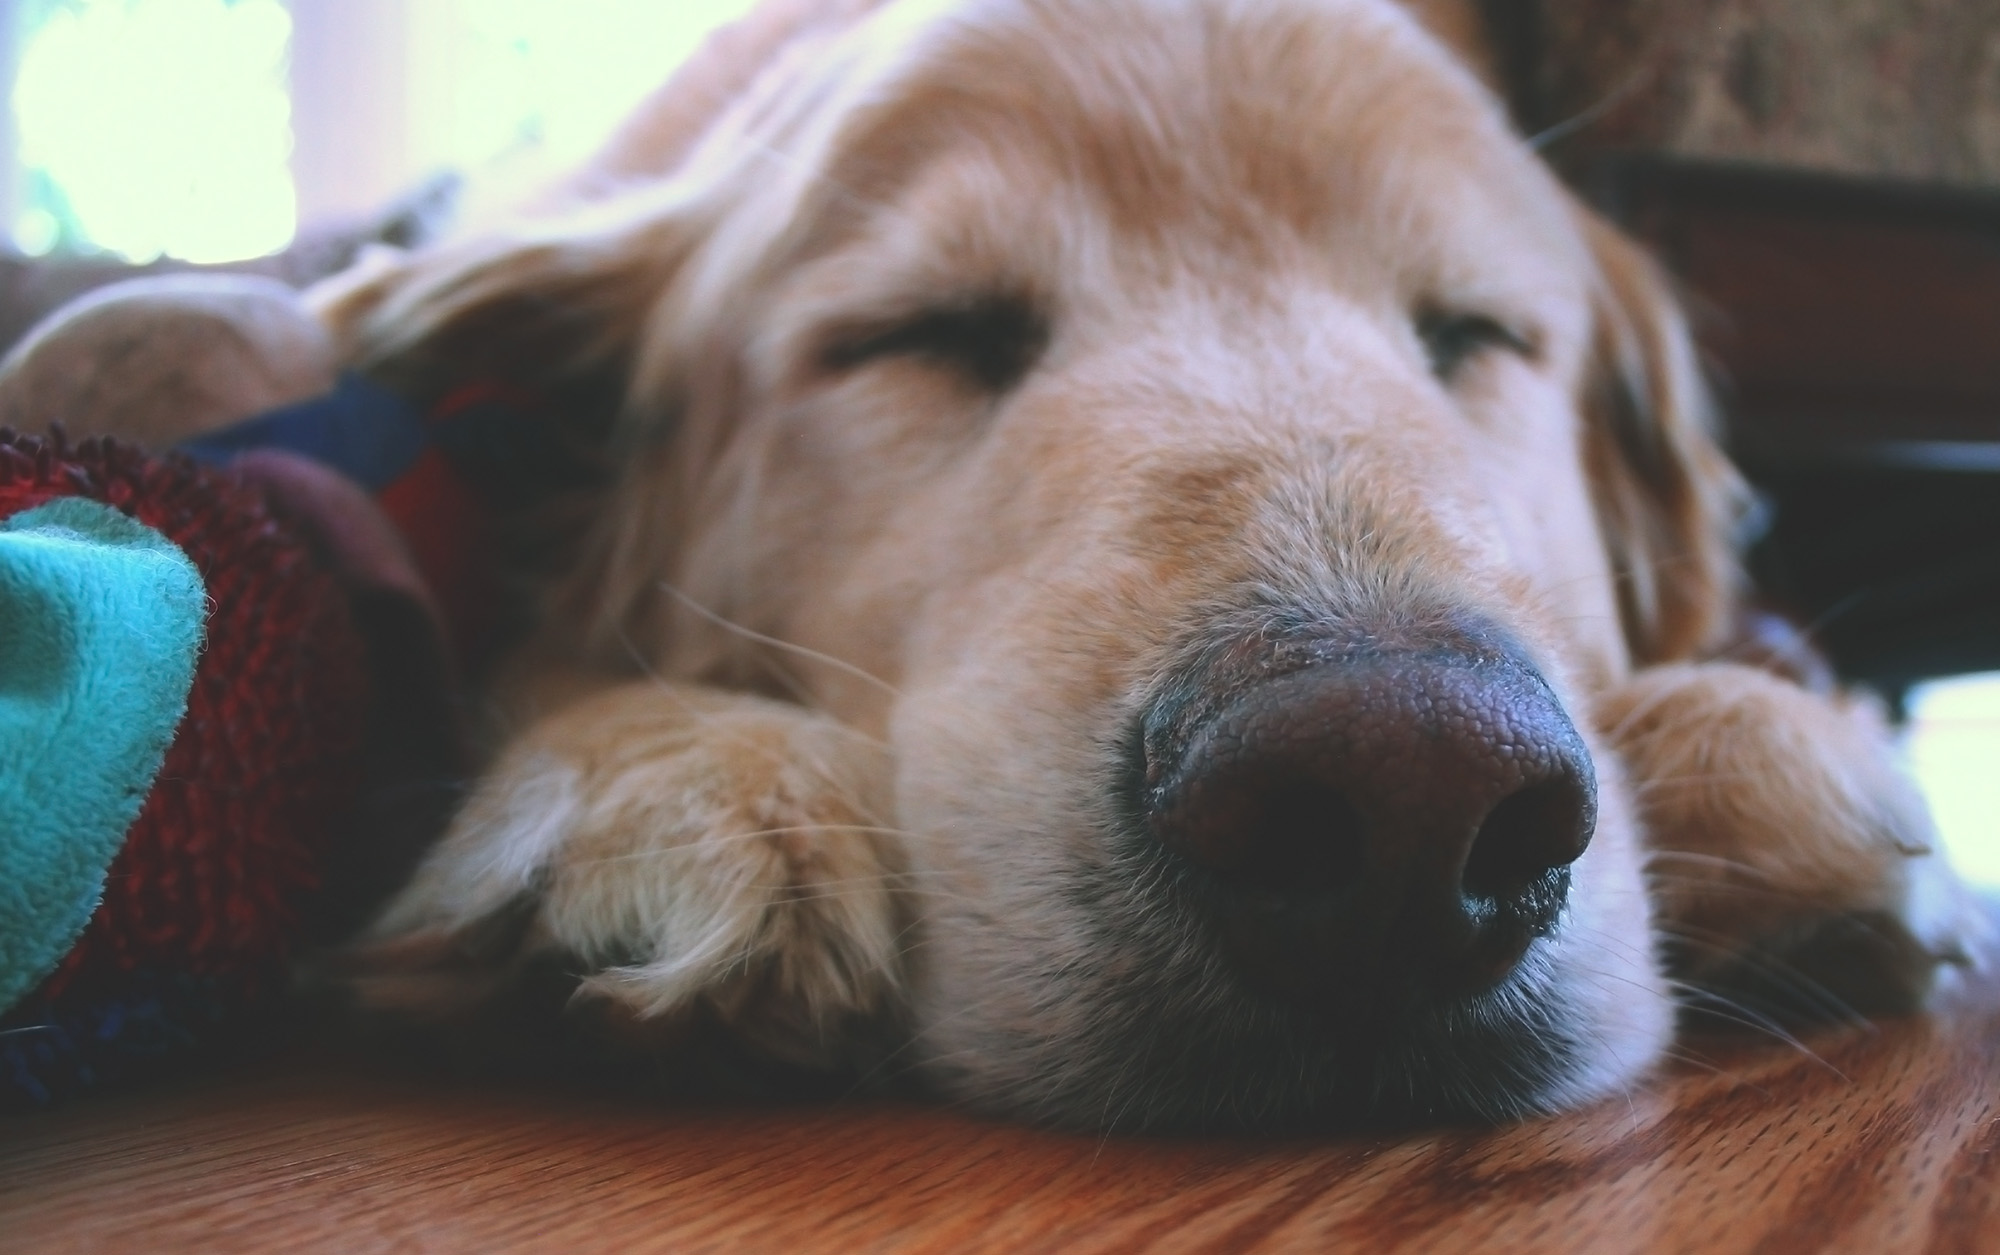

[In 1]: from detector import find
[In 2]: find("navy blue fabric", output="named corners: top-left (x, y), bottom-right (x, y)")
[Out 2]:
top-left (178, 372), bottom-right (429, 492)
top-left (0, 968), bottom-right (259, 1111)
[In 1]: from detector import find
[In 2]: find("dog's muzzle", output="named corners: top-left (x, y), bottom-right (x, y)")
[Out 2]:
top-left (1136, 625), bottom-right (1596, 1016)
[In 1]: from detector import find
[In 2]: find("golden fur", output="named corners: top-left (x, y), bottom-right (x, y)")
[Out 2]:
top-left (61, 0), bottom-right (1977, 1130)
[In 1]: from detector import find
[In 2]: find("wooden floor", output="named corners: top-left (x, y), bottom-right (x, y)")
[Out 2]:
top-left (7, 968), bottom-right (2000, 1253)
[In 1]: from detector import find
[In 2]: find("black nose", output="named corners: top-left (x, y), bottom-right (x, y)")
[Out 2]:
top-left (1139, 644), bottom-right (1595, 1010)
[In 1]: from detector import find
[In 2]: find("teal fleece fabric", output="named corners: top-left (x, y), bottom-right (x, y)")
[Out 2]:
top-left (0, 498), bottom-right (205, 1014)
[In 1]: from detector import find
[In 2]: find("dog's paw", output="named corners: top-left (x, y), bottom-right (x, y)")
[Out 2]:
top-left (347, 682), bottom-right (907, 1070)
top-left (1601, 663), bottom-right (1988, 1025)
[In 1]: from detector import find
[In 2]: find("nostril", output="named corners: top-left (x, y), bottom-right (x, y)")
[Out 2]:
top-left (1462, 778), bottom-right (1593, 905)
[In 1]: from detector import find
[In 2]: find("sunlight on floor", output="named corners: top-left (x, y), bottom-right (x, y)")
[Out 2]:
top-left (1906, 672), bottom-right (2000, 890)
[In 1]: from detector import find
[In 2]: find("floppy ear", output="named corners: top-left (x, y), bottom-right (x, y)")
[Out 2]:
top-left (302, 197), bottom-right (723, 662)
top-left (308, 207), bottom-right (699, 412)
top-left (300, 0), bottom-right (902, 662)
top-left (306, 139), bottom-right (658, 404)
top-left (1578, 211), bottom-right (1750, 666)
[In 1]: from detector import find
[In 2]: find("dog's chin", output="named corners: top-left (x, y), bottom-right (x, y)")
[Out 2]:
top-left (907, 828), bottom-right (1672, 1134)
top-left (913, 951), bottom-right (1668, 1134)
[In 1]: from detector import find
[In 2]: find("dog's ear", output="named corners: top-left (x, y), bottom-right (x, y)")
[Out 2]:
top-left (303, 1), bottom-right (907, 667)
top-left (1578, 212), bottom-right (1749, 665)
top-left (307, 204), bottom-right (700, 411)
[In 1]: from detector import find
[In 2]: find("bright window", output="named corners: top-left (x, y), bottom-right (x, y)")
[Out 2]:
top-left (439, 0), bottom-right (760, 184)
top-left (1905, 673), bottom-right (2000, 889)
top-left (14, 0), bottom-right (296, 263)
top-left (9, 0), bottom-right (758, 263)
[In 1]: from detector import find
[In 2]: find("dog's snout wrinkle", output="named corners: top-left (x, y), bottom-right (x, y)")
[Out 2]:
top-left (1141, 642), bottom-right (1597, 1011)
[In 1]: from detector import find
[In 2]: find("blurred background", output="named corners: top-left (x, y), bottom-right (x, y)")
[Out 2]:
top-left (1, 0), bottom-right (764, 260)
top-left (0, 0), bottom-right (1995, 884)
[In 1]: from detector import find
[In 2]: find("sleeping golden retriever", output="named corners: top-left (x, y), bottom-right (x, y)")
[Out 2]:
top-left (34, 0), bottom-right (1979, 1131)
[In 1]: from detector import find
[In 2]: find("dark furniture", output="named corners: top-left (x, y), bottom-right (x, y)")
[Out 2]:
top-left (1585, 156), bottom-right (2000, 700)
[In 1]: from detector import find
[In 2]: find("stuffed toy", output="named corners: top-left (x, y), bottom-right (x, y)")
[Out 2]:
top-left (0, 430), bottom-right (371, 1108)
top-left (0, 277), bottom-right (506, 1109)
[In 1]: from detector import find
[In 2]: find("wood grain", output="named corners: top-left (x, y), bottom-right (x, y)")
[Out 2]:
top-left (8, 961), bottom-right (2000, 1254)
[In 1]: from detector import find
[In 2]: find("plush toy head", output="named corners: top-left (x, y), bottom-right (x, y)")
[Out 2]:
top-left (0, 430), bottom-right (371, 1108)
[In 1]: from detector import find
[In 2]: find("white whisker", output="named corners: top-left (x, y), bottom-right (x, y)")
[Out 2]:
top-left (658, 580), bottom-right (904, 701)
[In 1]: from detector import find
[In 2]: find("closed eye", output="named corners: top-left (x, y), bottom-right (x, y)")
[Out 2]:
top-left (821, 295), bottom-right (1049, 392)
top-left (1416, 309), bottom-right (1534, 382)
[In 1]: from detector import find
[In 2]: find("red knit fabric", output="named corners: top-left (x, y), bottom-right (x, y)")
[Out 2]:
top-left (376, 446), bottom-right (491, 664)
top-left (0, 430), bottom-right (368, 1000)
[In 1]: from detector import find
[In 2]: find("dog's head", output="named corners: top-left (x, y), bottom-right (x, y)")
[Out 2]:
top-left (335, 0), bottom-right (1746, 1129)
